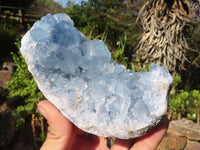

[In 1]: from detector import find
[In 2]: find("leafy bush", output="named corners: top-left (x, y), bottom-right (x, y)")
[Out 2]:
top-left (113, 33), bottom-right (130, 68)
top-left (0, 21), bottom-right (21, 57)
top-left (169, 76), bottom-right (200, 124)
top-left (6, 37), bottom-right (45, 148)
top-left (6, 49), bottom-right (45, 127)
top-left (28, 0), bottom-right (63, 15)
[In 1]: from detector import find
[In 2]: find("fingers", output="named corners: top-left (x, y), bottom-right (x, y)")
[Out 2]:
top-left (131, 116), bottom-right (169, 150)
top-left (38, 100), bottom-right (168, 150)
top-left (71, 134), bottom-right (108, 150)
top-left (38, 100), bottom-right (76, 150)
top-left (111, 138), bottom-right (136, 150)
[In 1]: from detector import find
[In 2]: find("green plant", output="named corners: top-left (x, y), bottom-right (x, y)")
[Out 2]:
top-left (169, 76), bottom-right (200, 124)
top-left (191, 90), bottom-right (200, 124)
top-left (0, 20), bottom-right (21, 57)
top-left (6, 37), bottom-right (45, 148)
top-left (169, 91), bottom-right (188, 120)
top-left (113, 33), bottom-right (128, 65)
top-left (113, 33), bottom-right (136, 71)
top-left (173, 76), bottom-right (182, 86)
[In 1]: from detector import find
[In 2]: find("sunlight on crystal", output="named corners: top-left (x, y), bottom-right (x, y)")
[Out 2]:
top-left (20, 13), bottom-right (173, 139)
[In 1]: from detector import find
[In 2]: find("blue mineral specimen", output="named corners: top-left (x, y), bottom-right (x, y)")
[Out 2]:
top-left (20, 13), bottom-right (173, 139)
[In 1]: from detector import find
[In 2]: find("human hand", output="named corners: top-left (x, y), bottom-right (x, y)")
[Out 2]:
top-left (38, 100), bottom-right (168, 150)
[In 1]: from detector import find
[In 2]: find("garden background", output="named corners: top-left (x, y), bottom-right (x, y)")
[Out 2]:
top-left (0, 0), bottom-right (199, 149)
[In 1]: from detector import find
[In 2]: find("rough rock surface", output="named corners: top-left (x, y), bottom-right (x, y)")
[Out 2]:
top-left (20, 13), bottom-right (173, 139)
top-left (168, 133), bottom-right (187, 149)
top-left (156, 118), bottom-right (200, 150)
top-left (185, 139), bottom-right (200, 150)
top-left (168, 118), bottom-right (200, 141)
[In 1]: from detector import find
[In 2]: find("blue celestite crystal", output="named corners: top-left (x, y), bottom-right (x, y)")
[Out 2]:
top-left (20, 13), bottom-right (173, 139)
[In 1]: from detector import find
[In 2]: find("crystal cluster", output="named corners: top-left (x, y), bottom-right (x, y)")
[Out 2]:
top-left (20, 13), bottom-right (173, 139)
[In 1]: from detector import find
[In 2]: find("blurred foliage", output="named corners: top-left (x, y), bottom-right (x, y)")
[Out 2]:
top-left (169, 76), bottom-right (200, 124)
top-left (113, 33), bottom-right (129, 67)
top-left (65, 0), bottom-right (143, 59)
top-left (6, 37), bottom-right (45, 130)
top-left (0, 0), bottom-right (35, 8)
top-left (184, 22), bottom-right (200, 89)
top-left (0, 20), bottom-right (22, 58)
top-left (5, 36), bottom-right (46, 149)
top-left (27, 0), bottom-right (64, 15)
top-left (190, 23), bottom-right (200, 50)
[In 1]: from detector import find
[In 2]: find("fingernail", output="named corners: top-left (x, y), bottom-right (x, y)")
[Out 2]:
top-left (38, 105), bottom-right (48, 119)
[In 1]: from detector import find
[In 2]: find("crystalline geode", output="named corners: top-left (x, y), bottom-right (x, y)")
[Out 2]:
top-left (20, 13), bottom-right (173, 139)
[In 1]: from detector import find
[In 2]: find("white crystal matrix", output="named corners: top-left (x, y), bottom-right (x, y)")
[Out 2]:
top-left (20, 13), bottom-right (173, 139)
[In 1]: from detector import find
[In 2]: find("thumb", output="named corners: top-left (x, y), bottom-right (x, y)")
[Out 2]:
top-left (131, 116), bottom-right (169, 150)
top-left (38, 100), bottom-right (76, 150)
